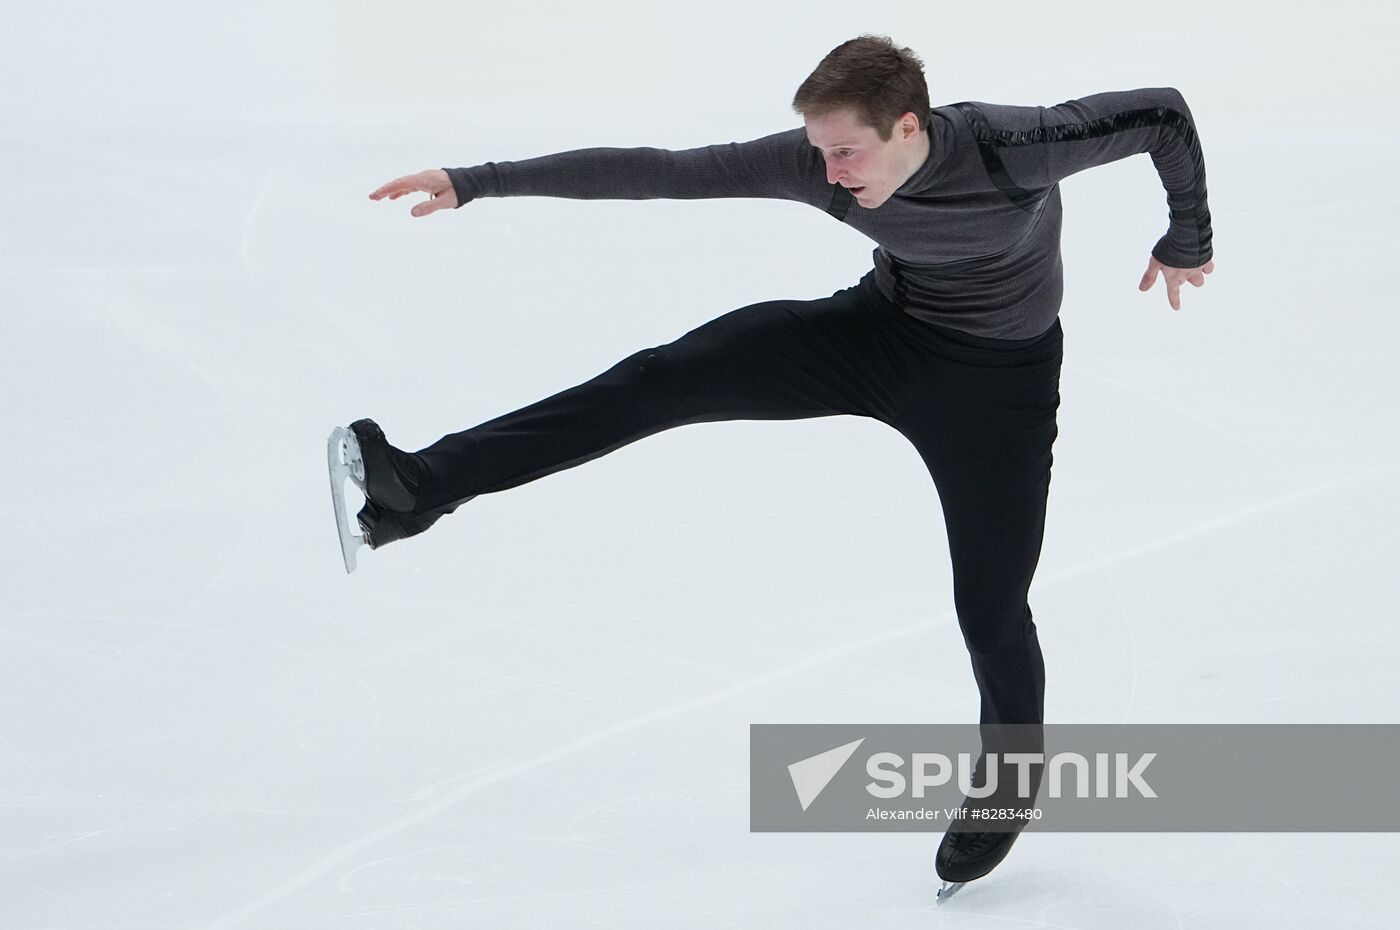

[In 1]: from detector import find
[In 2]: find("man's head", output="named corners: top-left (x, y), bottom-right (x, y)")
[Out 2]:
top-left (793, 35), bottom-right (932, 209)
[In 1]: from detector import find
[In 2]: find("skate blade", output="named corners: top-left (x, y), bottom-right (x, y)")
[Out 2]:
top-left (327, 426), bottom-right (368, 573)
top-left (936, 880), bottom-right (965, 904)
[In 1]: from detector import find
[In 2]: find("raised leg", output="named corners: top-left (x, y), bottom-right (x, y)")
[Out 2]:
top-left (410, 287), bottom-right (912, 518)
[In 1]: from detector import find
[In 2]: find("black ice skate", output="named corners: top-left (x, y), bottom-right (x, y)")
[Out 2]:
top-left (326, 418), bottom-right (435, 572)
top-left (934, 745), bottom-right (1044, 903)
top-left (934, 818), bottom-right (1027, 903)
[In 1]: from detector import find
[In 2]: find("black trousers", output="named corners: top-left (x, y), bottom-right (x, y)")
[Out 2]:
top-left (412, 269), bottom-right (1063, 752)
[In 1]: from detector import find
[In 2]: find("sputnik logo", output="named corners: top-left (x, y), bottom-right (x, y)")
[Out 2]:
top-left (788, 738), bottom-right (865, 811)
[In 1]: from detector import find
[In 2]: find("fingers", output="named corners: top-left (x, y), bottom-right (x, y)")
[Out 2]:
top-left (367, 176), bottom-right (411, 200)
top-left (367, 169), bottom-right (457, 217)
top-left (410, 194), bottom-right (447, 218)
top-left (367, 170), bottom-right (437, 201)
top-left (1139, 264), bottom-right (1158, 291)
top-left (1145, 257), bottom-right (1213, 310)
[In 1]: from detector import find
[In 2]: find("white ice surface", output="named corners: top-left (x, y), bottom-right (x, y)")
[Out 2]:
top-left (3, 1), bottom-right (1399, 927)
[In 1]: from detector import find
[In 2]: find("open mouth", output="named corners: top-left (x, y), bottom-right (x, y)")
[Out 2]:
top-left (849, 186), bottom-right (865, 194)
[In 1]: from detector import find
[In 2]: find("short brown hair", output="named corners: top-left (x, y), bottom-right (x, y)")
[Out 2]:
top-left (791, 35), bottom-right (931, 142)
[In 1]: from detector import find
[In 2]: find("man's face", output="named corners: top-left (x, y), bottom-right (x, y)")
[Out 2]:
top-left (804, 107), bottom-right (925, 209)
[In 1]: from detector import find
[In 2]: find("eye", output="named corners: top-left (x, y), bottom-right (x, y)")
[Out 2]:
top-left (838, 150), bottom-right (853, 158)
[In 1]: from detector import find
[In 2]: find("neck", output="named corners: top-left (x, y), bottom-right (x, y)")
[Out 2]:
top-left (898, 123), bottom-right (932, 187)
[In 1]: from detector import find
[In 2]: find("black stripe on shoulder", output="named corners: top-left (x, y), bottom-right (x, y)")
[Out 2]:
top-left (953, 99), bottom-right (1206, 223)
top-left (952, 102), bottom-right (1045, 212)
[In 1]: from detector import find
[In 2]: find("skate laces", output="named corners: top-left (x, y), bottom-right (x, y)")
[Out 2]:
top-left (948, 829), bottom-right (1003, 855)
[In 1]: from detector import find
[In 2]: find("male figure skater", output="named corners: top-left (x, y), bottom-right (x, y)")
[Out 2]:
top-left (328, 34), bottom-right (1214, 895)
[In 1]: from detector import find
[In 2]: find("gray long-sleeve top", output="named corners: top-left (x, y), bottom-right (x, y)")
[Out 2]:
top-left (444, 87), bottom-right (1213, 340)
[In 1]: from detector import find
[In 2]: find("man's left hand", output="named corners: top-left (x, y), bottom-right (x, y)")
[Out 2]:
top-left (1140, 255), bottom-right (1214, 311)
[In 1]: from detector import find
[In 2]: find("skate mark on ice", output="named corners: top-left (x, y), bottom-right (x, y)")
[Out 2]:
top-left (213, 465), bottom-right (1398, 925)
top-left (210, 606), bottom-right (962, 927)
top-left (550, 778), bottom-right (840, 924)
top-left (1102, 564), bottom-right (1142, 723)
top-left (1064, 362), bottom-right (1288, 474)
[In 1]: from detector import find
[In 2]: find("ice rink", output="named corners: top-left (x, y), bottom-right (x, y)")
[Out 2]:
top-left (3, 1), bottom-right (1398, 926)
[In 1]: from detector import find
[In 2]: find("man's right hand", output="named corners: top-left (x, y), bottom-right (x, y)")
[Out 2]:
top-left (368, 169), bottom-right (458, 217)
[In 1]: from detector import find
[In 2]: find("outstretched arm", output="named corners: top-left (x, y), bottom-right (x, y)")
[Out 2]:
top-left (368, 126), bottom-right (831, 218)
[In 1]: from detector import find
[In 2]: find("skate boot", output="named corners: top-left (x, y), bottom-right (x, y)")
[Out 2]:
top-left (935, 749), bottom-right (1042, 903)
top-left (934, 815), bottom-right (1027, 902)
top-left (348, 418), bottom-right (426, 513)
top-left (327, 418), bottom-right (473, 572)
